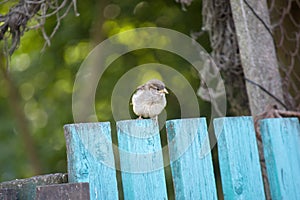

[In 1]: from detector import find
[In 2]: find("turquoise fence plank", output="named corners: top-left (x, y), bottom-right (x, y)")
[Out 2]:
top-left (260, 118), bottom-right (300, 200)
top-left (214, 117), bottom-right (265, 200)
top-left (64, 123), bottom-right (118, 200)
top-left (117, 119), bottom-right (168, 200)
top-left (166, 118), bottom-right (217, 199)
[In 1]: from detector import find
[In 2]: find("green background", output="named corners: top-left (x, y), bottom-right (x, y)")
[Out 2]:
top-left (0, 0), bottom-right (215, 185)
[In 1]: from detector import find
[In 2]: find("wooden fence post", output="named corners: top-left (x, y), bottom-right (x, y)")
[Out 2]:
top-left (166, 118), bottom-right (217, 199)
top-left (229, 0), bottom-right (285, 114)
top-left (64, 122), bottom-right (118, 200)
top-left (260, 118), bottom-right (300, 199)
top-left (117, 119), bottom-right (168, 199)
top-left (214, 117), bottom-right (265, 199)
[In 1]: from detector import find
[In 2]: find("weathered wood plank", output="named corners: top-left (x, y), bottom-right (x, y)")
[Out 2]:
top-left (166, 118), bottom-right (217, 199)
top-left (0, 173), bottom-right (67, 200)
top-left (0, 188), bottom-right (17, 200)
top-left (35, 182), bottom-right (90, 200)
top-left (214, 117), bottom-right (265, 199)
top-left (64, 122), bottom-right (118, 200)
top-left (260, 118), bottom-right (300, 200)
top-left (117, 119), bottom-right (167, 200)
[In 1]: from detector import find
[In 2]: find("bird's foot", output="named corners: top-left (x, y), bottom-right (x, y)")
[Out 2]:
top-left (137, 116), bottom-right (143, 120)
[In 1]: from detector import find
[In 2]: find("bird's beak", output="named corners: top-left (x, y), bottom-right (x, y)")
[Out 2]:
top-left (159, 88), bottom-right (169, 94)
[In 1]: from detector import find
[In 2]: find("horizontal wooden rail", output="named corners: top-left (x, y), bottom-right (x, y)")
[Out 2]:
top-left (0, 173), bottom-right (67, 199)
top-left (36, 182), bottom-right (90, 200)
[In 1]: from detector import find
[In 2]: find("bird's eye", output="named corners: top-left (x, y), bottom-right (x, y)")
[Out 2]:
top-left (151, 86), bottom-right (159, 91)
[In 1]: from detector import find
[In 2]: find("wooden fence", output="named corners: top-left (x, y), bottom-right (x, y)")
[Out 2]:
top-left (1, 117), bottom-right (299, 200)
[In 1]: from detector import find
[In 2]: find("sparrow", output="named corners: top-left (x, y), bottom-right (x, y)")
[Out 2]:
top-left (132, 79), bottom-right (168, 120)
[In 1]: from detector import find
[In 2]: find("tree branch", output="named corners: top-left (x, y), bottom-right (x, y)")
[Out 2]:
top-left (0, 53), bottom-right (42, 175)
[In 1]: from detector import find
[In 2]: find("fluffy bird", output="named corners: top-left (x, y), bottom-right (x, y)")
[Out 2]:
top-left (132, 79), bottom-right (168, 120)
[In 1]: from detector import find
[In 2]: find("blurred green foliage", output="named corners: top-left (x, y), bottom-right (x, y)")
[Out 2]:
top-left (0, 0), bottom-right (213, 184)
